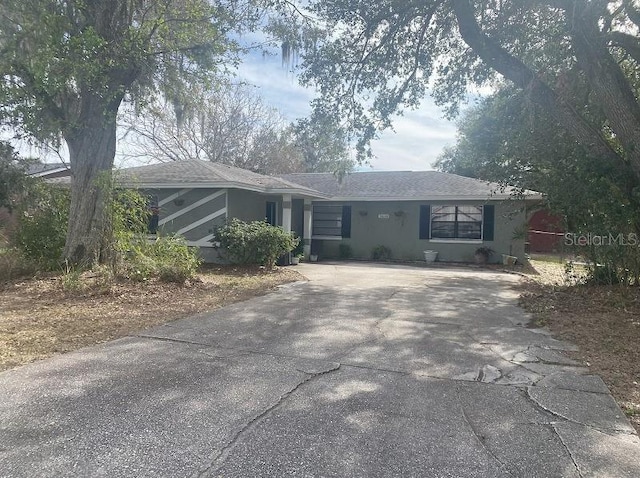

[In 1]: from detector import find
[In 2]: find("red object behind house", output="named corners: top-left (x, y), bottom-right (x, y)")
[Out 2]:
top-left (528, 209), bottom-right (564, 253)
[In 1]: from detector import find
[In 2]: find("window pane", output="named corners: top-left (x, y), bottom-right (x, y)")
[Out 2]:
top-left (458, 222), bottom-right (482, 239)
top-left (312, 205), bottom-right (343, 237)
top-left (430, 205), bottom-right (483, 240)
top-left (457, 206), bottom-right (482, 223)
top-left (432, 205), bottom-right (456, 222)
top-left (431, 222), bottom-right (456, 238)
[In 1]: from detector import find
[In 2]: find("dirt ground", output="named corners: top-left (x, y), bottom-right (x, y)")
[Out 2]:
top-left (520, 259), bottom-right (640, 433)
top-left (0, 265), bottom-right (303, 372)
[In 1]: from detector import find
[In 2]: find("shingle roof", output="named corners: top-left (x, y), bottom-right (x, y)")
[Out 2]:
top-left (278, 171), bottom-right (523, 200)
top-left (27, 162), bottom-right (69, 177)
top-left (119, 160), bottom-right (326, 197)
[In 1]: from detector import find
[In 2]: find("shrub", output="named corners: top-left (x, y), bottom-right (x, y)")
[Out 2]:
top-left (119, 234), bottom-right (201, 284)
top-left (371, 245), bottom-right (392, 261)
top-left (13, 182), bottom-right (69, 269)
top-left (152, 235), bottom-right (201, 283)
top-left (213, 219), bottom-right (297, 268)
top-left (0, 247), bottom-right (37, 281)
top-left (338, 242), bottom-right (353, 259)
top-left (292, 233), bottom-right (305, 258)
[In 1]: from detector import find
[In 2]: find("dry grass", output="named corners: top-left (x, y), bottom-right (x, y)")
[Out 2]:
top-left (520, 259), bottom-right (640, 432)
top-left (0, 265), bottom-right (303, 372)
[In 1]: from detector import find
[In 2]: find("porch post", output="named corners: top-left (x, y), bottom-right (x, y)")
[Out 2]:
top-left (282, 194), bottom-right (292, 233)
top-left (303, 198), bottom-right (313, 258)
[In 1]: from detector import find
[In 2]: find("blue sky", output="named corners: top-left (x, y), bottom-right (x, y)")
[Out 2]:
top-left (237, 51), bottom-right (460, 171)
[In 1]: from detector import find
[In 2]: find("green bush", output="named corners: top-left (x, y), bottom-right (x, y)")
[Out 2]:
top-left (371, 245), bottom-right (392, 261)
top-left (213, 219), bottom-right (297, 268)
top-left (13, 183), bottom-right (69, 269)
top-left (152, 235), bottom-right (201, 283)
top-left (292, 233), bottom-right (305, 258)
top-left (119, 234), bottom-right (201, 284)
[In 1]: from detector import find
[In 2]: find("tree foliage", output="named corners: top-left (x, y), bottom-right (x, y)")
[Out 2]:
top-left (438, 88), bottom-right (640, 284)
top-left (0, 0), bottom-right (252, 265)
top-left (293, 0), bottom-right (640, 178)
top-left (0, 141), bottom-right (34, 211)
top-left (292, 112), bottom-right (354, 173)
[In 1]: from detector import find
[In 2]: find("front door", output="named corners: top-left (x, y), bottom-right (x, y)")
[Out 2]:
top-left (266, 201), bottom-right (277, 226)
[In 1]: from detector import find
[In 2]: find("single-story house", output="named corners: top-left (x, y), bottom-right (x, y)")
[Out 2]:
top-left (120, 160), bottom-right (539, 264)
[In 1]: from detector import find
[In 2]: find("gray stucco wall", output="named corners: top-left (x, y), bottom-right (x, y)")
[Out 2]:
top-left (314, 199), bottom-right (527, 263)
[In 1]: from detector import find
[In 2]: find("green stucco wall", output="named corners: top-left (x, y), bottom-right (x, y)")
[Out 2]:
top-left (227, 189), bottom-right (282, 225)
top-left (313, 200), bottom-right (527, 263)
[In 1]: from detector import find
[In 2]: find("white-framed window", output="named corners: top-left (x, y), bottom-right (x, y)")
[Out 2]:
top-left (431, 205), bottom-right (483, 240)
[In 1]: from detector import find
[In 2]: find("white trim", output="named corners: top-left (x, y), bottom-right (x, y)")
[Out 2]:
top-left (177, 208), bottom-right (227, 235)
top-left (312, 235), bottom-right (343, 240)
top-left (121, 180), bottom-right (329, 199)
top-left (31, 167), bottom-right (69, 177)
top-left (158, 188), bottom-right (192, 207)
top-left (194, 233), bottom-right (216, 245)
top-left (428, 239), bottom-right (483, 244)
top-left (187, 239), bottom-right (216, 247)
top-left (159, 189), bottom-right (226, 225)
top-left (314, 195), bottom-right (526, 202)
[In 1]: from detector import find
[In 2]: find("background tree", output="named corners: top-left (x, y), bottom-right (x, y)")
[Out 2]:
top-left (438, 87), bottom-right (640, 283)
top-left (120, 83), bottom-right (354, 174)
top-left (0, 0), bottom-right (250, 265)
top-left (292, 113), bottom-right (354, 173)
top-left (119, 83), bottom-right (305, 174)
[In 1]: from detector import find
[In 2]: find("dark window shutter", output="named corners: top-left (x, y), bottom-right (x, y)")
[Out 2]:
top-left (341, 205), bottom-right (352, 238)
top-left (419, 205), bottom-right (431, 239)
top-left (483, 205), bottom-right (495, 241)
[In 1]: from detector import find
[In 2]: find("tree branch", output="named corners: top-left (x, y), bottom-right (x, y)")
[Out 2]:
top-left (623, 0), bottom-right (640, 29)
top-left (451, 0), bottom-right (623, 167)
top-left (609, 31), bottom-right (640, 64)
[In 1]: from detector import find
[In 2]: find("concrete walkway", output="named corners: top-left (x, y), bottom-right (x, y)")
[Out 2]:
top-left (1, 262), bottom-right (639, 477)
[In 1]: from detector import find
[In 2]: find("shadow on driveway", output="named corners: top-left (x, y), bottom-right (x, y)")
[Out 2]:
top-left (1, 262), bottom-right (638, 477)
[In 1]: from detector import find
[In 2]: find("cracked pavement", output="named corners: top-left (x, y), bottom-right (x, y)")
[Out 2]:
top-left (1, 262), bottom-right (639, 477)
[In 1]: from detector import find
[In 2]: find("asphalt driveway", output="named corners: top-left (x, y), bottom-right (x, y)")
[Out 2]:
top-left (1, 263), bottom-right (639, 477)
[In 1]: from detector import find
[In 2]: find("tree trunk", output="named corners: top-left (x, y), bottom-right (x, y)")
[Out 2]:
top-left (62, 93), bottom-right (120, 267)
top-left (569, 5), bottom-right (640, 176)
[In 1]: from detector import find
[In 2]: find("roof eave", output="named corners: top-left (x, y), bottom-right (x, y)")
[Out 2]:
top-left (119, 180), bottom-right (329, 199)
top-left (313, 194), bottom-right (529, 202)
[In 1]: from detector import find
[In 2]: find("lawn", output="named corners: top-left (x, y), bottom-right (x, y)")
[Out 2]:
top-left (0, 265), bottom-right (303, 372)
top-left (520, 258), bottom-right (640, 433)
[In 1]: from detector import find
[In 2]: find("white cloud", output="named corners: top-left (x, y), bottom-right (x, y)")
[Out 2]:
top-left (238, 51), bottom-right (459, 171)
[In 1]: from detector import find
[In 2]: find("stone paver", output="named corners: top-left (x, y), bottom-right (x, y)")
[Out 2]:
top-left (1, 262), bottom-right (638, 477)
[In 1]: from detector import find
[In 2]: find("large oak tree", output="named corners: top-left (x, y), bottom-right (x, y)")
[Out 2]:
top-left (297, 0), bottom-right (640, 182)
top-left (0, 0), bottom-right (249, 265)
